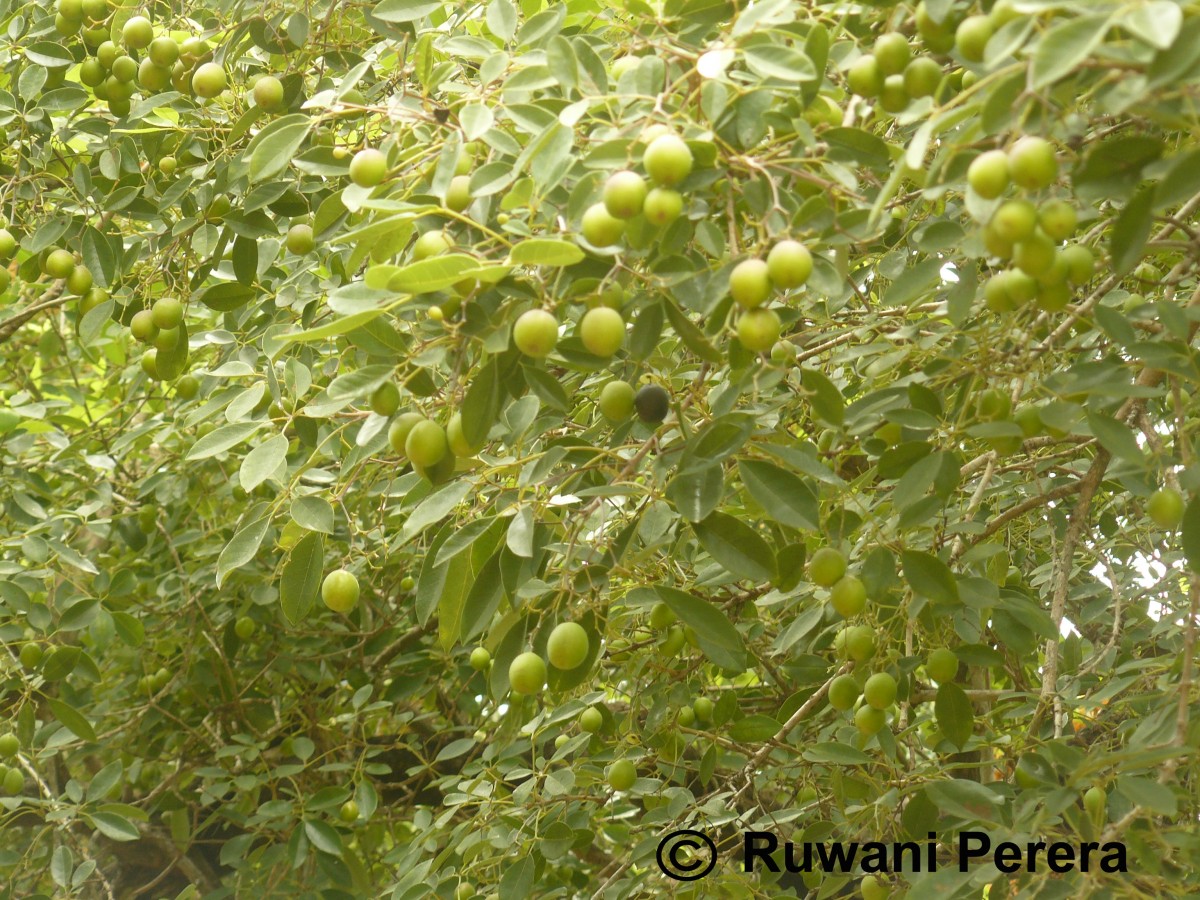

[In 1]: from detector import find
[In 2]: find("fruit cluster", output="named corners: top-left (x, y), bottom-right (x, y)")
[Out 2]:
top-left (969, 137), bottom-right (1095, 312)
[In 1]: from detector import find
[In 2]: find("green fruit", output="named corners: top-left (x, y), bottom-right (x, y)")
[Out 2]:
top-left (19, 644), bottom-right (43, 668)
top-left (151, 297), bottom-right (183, 330)
top-left (130, 309), bottom-right (158, 342)
top-left (369, 381), bottom-right (401, 417)
top-left (1014, 405), bottom-right (1042, 438)
top-left (0, 229), bottom-right (15, 259)
top-left (643, 187), bottom-right (683, 226)
top-left (0, 734), bottom-right (18, 758)
top-left (1147, 487), bottom-right (1185, 529)
top-left (692, 696), bottom-right (714, 722)
top-left (579, 306), bottom-right (625, 357)
top-left (676, 705), bottom-right (695, 727)
top-left (1060, 244), bottom-right (1094, 284)
top-left (1008, 136), bottom-right (1058, 190)
top-left (400, 576), bottom-right (416, 591)
top-left (508, 651), bottom-right (546, 695)
top-left (976, 388), bottom-right (1012, 421)
top-left (154, 326), bottom-right (181, 352)
top-left (513, 309), bottom-right (559, 357)
top-left (321, 569), bottom-right (360, 614)
top-left (661, 625), bottom-right (686, 655)
top-left (829, 575), bottom-right (867, 618)
top-left (286, 223), bottom-right (315, 255)
top-left (607, 759), bottom-right (637, 791)
top-left (447, 411), bottom-right (480, 458)
top-left (874, 33), bottom-right (911, 76)
top-left (148, 36), bottom-right (179, 67)
top-left (405, 419), bottom-right (449, 468)
top-left (903, 56), bottom-right (942, 98)
top-left (254, 74), bottom-right (285, 111)
top-left (138, 60), bottom-right (171, 92)
top-left (854, 704), bottom-right (886, 736)
top-left (80, 58), bottom-right (105, 87)
top-left (649, 601), bottom-right (676, 630)
top-left (990, 199), bottom-right (1038, 243)
top-left (736, 307), bottom-right (782, 352)
top-left (955, 15), bottom-right (993, 62)
top-left (860, 873), bottom-right (889, 900)
top-left (603, 170), bottom-right (648, 219)
top-left (967, 149), bottom-right (1009, 199)
top-left (412, 230), bottom-right (452, 260)
top-left (580, 707), bottom-right (603, 733)
top-left (1083, 786), bottom-right (1107, 822)
top-left (581, 202), bottom-right (625, 247)
top-left (1036, 280), bottom-right (1072, 312)
top-left (1038, 200), bottom-right (1077, 242)
top-left (206, 195), bottom-right (231, 222)
top-left (642, 134), bottom-right (693, 186)
top-left (175, 374), bottom-right (198, 398)
top-left (469, 647), bottom-right (490, 670)
top-left (1013, 230), bottom-right (1057, 278)
top-left (66, 265), bottom-right (93, 295)
top-left (828, 674), bottom-right (860, 712)
top-left (729, 258), bottom-right (772, 308)
top-left (349, 148), bottom-right (388, 187)
top-left (235, 615), bottom-right (255, 640)
top-left (879, 74), bottom-right (909, 113)
top-left (446, 175), bottom-right (472, 212)
top-left (808, 547), bottom-right (846, 587)
top-left (926, 648), bottom-right (958, 684)
top-left (546, 622), bottom-right (589, 670)
top-left (111, 55), bottom-right (137, 83)
top-left (634, 383), bottom-right (670, 423)
top-left (863, 672), bottom-right (897, 710)
top-left (388, 413), bottom-right (425, 456)
top-left (598, 381), bottom-right (635, 422)
top-left (191, 62), bottom-right (227, 98)
top-left (984, 272), bottom-right (1019, 313)
top-left (454, 884), bottom-right (473, 900)
top-left (767, 239), bottom-right (813, 289)
top-left (3, 767), bottom-right (22, 796)
top-left (845, 625), bottom-right (876, 662)
top-left (157, 155), bottom-right (177, 175)
top-left (770, 340), bottom-right (797, 364)
top-left (847, 54), bottom-right (884, 98)
top-left (59, 0), bottom-right (84, 20)
top-left (44, 248), bottom-right (75, 279)
top-left (122, 15), bottom-right (153, 49)
top-left (339, 800), bottom-right (359, 822)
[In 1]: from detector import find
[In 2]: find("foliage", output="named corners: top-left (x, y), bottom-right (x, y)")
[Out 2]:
top-left (1, 0), bottom-right (1199, 897)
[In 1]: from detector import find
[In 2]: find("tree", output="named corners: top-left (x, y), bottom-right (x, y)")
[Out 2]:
top-left (0, 0), bottom-right (1198, 897)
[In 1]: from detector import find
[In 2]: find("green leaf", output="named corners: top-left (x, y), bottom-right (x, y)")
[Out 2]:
top-left (47, 698), bottom-right (97, 742)
top-left (486, 0), bottom-right (518, 41)
top-left (291, 496), bottom-right (335, 534)
top-left (89, 812), bottom-right (139, 842)
top-left (25, 43), bottom-right (75, 67)
top-left (1181, 496), bottom-right (1200, 573)
top-left (374, 0), bottom-right (443, 22)
top-left (326, 363), bottom-right (396, 400)
top-left (41, 646), bottom-right (80, 681)
top-left (882, 257), bottom-right (943, 307)
top-left (508, 238), bottom-right (585, 267)
top-left (246, 114), bottom-right (312, 183)
top-left (728, 714), bottom-right (782, 742)
top-left (1109, 184), bottom-right (1155, 277)
top-left (1086, 411), bottom-right (1144, 465)
top-left (738, 459), bottom-right (820, 531)
top-left (924, 778), bottom-right (1003, 823)
top-left (198, 282), bottom-right (257, 312)
top-left (303, 819), bottom-right (343, 857)
top-left (280, 532), bottom-right (324, 625)
top-left (692, 512), bottom-right (777, 582)
top-left (934, 683), bottom-right (974, 749)
top-left (379, 254), bottom-right (483, 293)
top-left (655, 585), bottom-right (747, 671)
top-left (666, 465), bottom-right (724, 523)
top-left (461, 361), bottom-right (501, 448)
top-left (901, 550), bottom-right (959, 604)
top-left (802, 742), bottom-right (872, 765)
top-left (240, 433), bottom-right (289, 492)
top-left (743, 45), bottom-right (815, 82)
top-left (663, 301), bottom-right (722, 363)
top-left (402, 481), bottom-right (472, 542)
top-left (1031, 14), bottom-right (1110, 89)
top-left (187, 422), bottom-right (262, 460)
top-left (1122, 1), bottom-right (1182, 50)
top-left (1115, 776), bottom-right (1177, 816)
top-left (284, 309), bottom-right (389, 344)
top-left (800, 368), bottom-right (844, 426)
top-left (216, 516), bottom-right (270, 588)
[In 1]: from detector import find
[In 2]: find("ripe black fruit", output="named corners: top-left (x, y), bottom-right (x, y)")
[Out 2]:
top-left (634, 384), bottom-right (669, 423)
